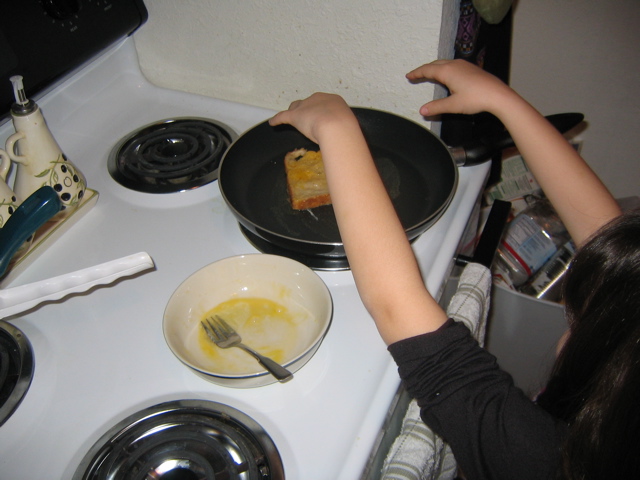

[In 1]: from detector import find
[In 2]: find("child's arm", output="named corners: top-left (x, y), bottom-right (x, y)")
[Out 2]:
top-left (270, 94), bottom-right (448, 345)
top-left (407, 59), bottom-right (621, 246)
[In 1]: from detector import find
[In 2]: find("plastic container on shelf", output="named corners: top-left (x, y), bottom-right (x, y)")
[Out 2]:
top-left (494, 197), bottom-right (570, 287)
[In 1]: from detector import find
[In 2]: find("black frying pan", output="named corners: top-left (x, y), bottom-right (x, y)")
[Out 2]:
top-left (219, 108), bottom-right (583, 258)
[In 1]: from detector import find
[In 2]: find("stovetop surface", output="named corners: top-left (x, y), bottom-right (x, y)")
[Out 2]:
top-left (0, 38), bottom-right (489, 479)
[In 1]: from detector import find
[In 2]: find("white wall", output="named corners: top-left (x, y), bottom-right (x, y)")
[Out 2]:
top-left (133, 0), bottom-right (456, 125)
top-left (134, 1), bottom-right (638, 197)
top-left (510, 0), bottom-right (640, 198)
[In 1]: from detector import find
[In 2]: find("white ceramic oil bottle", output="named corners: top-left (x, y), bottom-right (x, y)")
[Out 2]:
top-left (4, 75), bottom-right (86, 219)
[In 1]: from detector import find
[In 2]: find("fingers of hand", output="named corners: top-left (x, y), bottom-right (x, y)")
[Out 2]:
top-left (406, 59), bottom-right (455, 81)
top-left (268, 111), bottom-right (287, 126)
top-left (418, 98), bottom-right (452, 117)
top-left (268, 98), bottom-right (305, 126)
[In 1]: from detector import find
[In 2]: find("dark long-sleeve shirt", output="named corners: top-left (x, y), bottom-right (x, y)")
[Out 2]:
top-left (388, 319), bottom-right (567, 480)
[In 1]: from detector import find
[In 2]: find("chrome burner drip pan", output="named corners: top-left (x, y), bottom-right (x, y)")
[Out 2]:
top-left (0, 321), bottom-right (34, 427)
top-left (108, 118), bottom-right (237, 193)
top-left (74, 399), bottom-right (284, 480)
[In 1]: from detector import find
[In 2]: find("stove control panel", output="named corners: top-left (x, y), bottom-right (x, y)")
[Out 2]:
top-left (41, 0), bottom-right (83, 21)
top-left (0, 0), bottom-right (148, 123)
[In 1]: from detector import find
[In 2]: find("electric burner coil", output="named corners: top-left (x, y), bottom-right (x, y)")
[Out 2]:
top-left (108, 118), bottom-right (237, 193)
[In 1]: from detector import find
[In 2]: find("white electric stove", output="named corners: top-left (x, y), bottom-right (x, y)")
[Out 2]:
top-left (0, 4), bottom-right (489, 478)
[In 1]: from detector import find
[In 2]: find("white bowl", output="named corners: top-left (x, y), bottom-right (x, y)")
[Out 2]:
top-left (163, 254), bottom-right (333, 387)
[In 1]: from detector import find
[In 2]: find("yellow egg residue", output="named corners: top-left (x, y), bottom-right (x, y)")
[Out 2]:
top-left (198, 297), bottom-right (302, 374)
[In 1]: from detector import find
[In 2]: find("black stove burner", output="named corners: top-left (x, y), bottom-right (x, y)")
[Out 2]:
top-left (74, 399), bottom-right (284, 480)
top-left (0, 321), bottom-right (34, 427)
top-left (109, 118), bottom-right (237, 193)
top-left (240, 226), bottom-right (350, 271)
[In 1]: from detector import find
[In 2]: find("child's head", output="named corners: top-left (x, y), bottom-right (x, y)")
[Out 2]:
top-left (564, 208), bottom-right (640, 333)
top-left (538, 208), bottom-right (640, 478)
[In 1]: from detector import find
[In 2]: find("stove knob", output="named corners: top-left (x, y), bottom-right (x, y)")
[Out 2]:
top-left (41, 0), bottom-right (82, 20)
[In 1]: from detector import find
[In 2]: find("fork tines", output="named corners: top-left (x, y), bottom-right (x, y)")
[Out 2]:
top-left (201, 318), bottom-right (217, 340)
top-left (201, 315), bottom-right (234, 342)
top-left (213, 315), bottom-right (234, 333)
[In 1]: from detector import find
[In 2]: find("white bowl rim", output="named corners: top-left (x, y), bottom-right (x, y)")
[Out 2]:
top-left (163, 253), bottom-right (333, 380)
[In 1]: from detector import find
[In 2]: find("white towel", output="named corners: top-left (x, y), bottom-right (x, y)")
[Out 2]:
top-left (380, 263), bottom-right (492, 480)
top-left (380, 399), bottom-right (457, 480)
top-left (445, 263), bottom-right (492, 348)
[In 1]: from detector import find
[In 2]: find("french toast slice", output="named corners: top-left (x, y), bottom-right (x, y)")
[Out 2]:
top-left (284, 148), bottom-right (332, 210)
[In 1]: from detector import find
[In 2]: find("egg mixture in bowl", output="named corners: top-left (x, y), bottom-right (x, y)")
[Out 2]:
top-left (163, 254), bottom-right (333, 387)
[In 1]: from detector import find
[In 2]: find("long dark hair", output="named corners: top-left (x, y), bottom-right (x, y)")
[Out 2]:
top-left (536, 209), bottom-right (640, 479)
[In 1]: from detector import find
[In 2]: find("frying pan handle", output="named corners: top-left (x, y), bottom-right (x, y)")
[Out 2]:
top-left (451, 112), bottom-right (585, 167)
top-left (456, 199), bottom-right (512, 269)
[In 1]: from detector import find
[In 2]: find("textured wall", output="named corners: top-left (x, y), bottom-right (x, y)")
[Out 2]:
top-left (134, 0), bottom-right (456, 124)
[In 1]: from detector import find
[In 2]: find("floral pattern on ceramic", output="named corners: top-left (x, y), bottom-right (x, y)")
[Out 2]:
top-left (32, 153), bottom-right (86, 214)
top-left (0, 195), bottom-right (20, 228)
top-left (0, 150), bottom-right (21, 227)
top-left (0, 149), bottom-right (31, 257)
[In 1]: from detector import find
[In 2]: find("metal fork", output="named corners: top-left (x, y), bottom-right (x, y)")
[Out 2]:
top-left (202, 315), bottom-right (293, 383)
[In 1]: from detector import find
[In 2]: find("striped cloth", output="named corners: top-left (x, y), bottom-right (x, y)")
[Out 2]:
top-left (445, 263), bottom-right (491, 348)
top-left (380, 263), bottom-right (492, 480)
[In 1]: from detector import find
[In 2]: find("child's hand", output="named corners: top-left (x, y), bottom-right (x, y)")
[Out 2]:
top-left (406, 59), bottom-right (512, 117)
top-left (269, 93), bottom-right (357, 145)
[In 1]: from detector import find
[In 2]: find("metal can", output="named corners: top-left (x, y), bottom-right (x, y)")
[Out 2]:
top-left (519, 241), bottom-right (575, 302)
